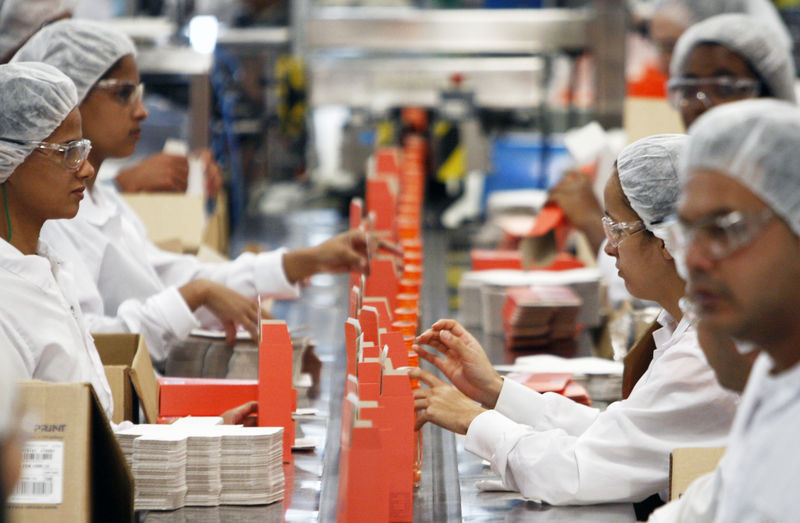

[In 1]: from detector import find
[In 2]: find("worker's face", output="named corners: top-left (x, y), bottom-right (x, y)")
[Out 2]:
top-left (80, 55), bottom-right (147, 163)
top-left (679, 170), bottom-right (800, 347)
top-left (603, 170), bottom-right (673, 302)
top-left (650, 9), bottom-right (689, 74)
top-left (676, 44), bottom-right (760, 128)
top-left (5, 108), bottom-right (94, 222)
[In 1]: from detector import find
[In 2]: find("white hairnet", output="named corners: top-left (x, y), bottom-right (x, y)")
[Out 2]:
top-left (0, 62), bottom-right (78, 183)
top-left (0, 0), bottom-right (77, 61)
top-left (12, 19), bottom-right (136, 103)
top-left (617, 134), bottom-right (686, 256)
top-left (682, 99), bottom-right (800, 236)
top-left (653, 0), bottom-right (792, 51)
top-left (670, 14), bottom-right (796, 104)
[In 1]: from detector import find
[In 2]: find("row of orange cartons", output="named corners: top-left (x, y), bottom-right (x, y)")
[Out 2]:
top-left (336, 142), bottom-right (427, 522)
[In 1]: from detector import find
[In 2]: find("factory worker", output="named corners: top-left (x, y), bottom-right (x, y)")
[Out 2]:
top-left (650, 0), bottom-right (791, 73)
top-left (15, 19), bottom-right (396, 365)
top-left (668, 13), bottom-right (797, 129)
top-left (0, 0), bottom-right (220, 195)
top-left (0, 0), bottom-right (75, 63)
top-left (0, 62), bottom-right (114, 419)
top-left (650, 99), bottom-right (800, 522)
top-left (409, 135), bottom-right (738, 510)
top-left (551, 13), bottom-right (795, 262)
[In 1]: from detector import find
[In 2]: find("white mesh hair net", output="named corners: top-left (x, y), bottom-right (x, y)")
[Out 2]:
top-left (12, 19), bottom-right (136, 103)
top-left (669, 14), bottom-right (796, 104)
top-left (0, 0), bottom-right (77, 61)
top-left (682, 99), bottom-right (800, 236)
top-left (617, 134), bottom-right (687, 256)
top-left (0, 62), bottom-right (78, 183)
top-left (653, 0), bottom-right (792, 51)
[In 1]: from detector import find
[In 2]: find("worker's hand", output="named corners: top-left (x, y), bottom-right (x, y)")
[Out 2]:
top-left (282, 229), bottom-right (402, 283)
top-left (179, 280), bottom-right (260, 343)
top-left (416, 319), bottom-right (503, 409)
top-left (198, 149), bottom-right (223, 199)
top-left (410, 368), bottom-right (486, 434)
top-left (114, 152), bottom-right (190, 193)
top-left (221, 401), bottom-right (258, 426)
top-left (696, 319), bottom-right (758, 394)
top-left (548, 170), bottom-right (605, 252)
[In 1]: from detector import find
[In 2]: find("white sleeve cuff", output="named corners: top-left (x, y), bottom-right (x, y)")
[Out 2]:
top-left (254, 248), bottom-right (301, 299)
top-left (495, 378), bottom-right (546, 425)
top-left (464, 409), bottom-right (522, 462)
top-left (155, 286), bottom-right (201, 340)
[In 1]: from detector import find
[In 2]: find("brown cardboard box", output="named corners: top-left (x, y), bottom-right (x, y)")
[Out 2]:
top-left (624, 97), bottom-right (685, 143)
top-left (94, 333), bottom-right (159, 425)
top-left (7, 381), bottom-right (134, 523)
top-left (122, 193), bottom-right (206, 253)
top-left (669, 447), bottom-right (726, 500)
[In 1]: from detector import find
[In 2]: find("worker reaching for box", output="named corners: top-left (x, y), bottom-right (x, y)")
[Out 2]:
top-left (12, 19), bottom-right (398, 366)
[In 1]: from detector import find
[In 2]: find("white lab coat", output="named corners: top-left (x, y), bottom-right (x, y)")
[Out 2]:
top-left (464, 311), bottom-right (739, 505)
top-left (649, 352), bottom-right (800, 522)
top-left (41, 182), bottom-right (299, 363)
top-left (0, 238), bottom-right (113, 419)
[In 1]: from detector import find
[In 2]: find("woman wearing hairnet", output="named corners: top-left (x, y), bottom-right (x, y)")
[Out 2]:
top-left (13, 19), bottom-right (397, 367)
top-left (668, 13), bottom-right (797, 129)
top-left (649, 99), bottom-right (800, 522)
top-left (408, 135), bottom-right (738, 513)
top-left (0, 62), bottom-right (115, 420)
top-left (649, 0), bottom-right (791, 73)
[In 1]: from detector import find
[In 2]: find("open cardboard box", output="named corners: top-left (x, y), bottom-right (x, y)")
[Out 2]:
top-left (8, 381), bottom-right (133, 523)
top-left (93, 333), bottom-right (159, 425)
top-left (669, 447), bottom-right (726, 501)
top-left (122, 193), bottom-right (206, 254)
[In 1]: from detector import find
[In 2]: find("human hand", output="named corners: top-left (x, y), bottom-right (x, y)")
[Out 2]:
top-left (179, 280), bottom-right (259, 343)
top-left (409, 368), bottom-right (486, 434)
top-left (198, 149), bottom-right (223, 198)
top-left (548, 170), bottom-right (605, 251)
top-left (115, 152), bottom-right (189, 192)
top-left (416, 319), bottom-right (503, 408)
top-left (221, 401), bottom-right (258, 426)
top-left (282, 229), bottom-right (402, 283)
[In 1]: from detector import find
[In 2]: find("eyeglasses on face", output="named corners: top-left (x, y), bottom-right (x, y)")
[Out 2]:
top-left (667, 207), bottom-right (777, 262)
top-left (602, 215), bottom-right (646, 247)
top-left (0, 137), bottom-right (92, 170)
top-left (94, 79), bottom-right (145, 106)
top-left (666, 77), bottom-right (760, 110)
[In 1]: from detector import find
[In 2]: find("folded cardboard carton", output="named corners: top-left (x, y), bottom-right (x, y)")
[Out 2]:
top-left (669, 447), bottom-right (726, 501)
top-left (122, 193), bottom-right (205, 253)
top-left (7, 381), bottom-right (133, 523)
top-left (94, 333), bottom-right (159, 425)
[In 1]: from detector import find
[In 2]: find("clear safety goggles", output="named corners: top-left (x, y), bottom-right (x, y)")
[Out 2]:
top-left (0, 137), bottom-right (92, 170)
top-left (666, 208), bottom-right (776, 262)
top-left (95, 79), bottom-right (145, 106)
top-left (602, 215), bottom-right (646, 248)
top-left (666, 77), bottom-right (760, 110)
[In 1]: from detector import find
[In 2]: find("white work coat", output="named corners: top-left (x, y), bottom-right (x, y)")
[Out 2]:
top-left (0, 238), bottom-right (113, 419)
top-left (649, 352), bottom-right (800, 522)
top-left (41, 182), bottom-right (299, 363)
top-left (464, 311), bottom-right (739, 505)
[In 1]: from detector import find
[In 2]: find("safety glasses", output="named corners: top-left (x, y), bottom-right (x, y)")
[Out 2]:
top-left (0, 137), bottom-right (92, 170)
top-left (602, 215), bottom-right (646, 248)
top-left (94, 79), bottom-right (145, 106)
top-left (666, 77), bottom-right (760, 110)
top-left (667, 208), bottom-right (777, 261)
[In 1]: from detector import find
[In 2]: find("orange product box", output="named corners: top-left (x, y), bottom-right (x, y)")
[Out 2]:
top-left (471, 249), bottom-right (523, 271)
top-left (158, 377), bottom-right (258, 417)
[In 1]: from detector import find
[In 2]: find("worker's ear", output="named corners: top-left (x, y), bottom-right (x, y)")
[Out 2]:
top-left (657, 236), bottom-right (673, 261)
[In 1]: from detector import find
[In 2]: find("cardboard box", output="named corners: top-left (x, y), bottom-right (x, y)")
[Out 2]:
top-left (158, 378), bottom-right (259, 418)
top-left (669, 447), bottom-right (726, 500)
top-left (94, 333), bottom-right (159, 425)
top-left (122, 193), bottom-right (206, 253)
top-left (7, 381), bottom-right (133, 523)
top-left (624, 96), bottom-right (684, 143)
